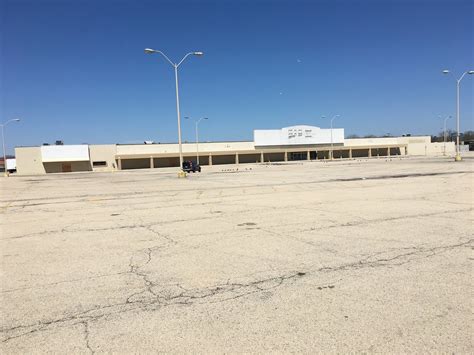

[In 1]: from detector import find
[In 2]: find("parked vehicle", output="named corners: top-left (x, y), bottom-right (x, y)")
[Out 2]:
top-left (6, 158), bottom-right (16, 174)
top-left (182, 160), bottom-right (201, 173)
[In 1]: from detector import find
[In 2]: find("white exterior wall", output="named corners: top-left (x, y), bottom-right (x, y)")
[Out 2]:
top-left (254, 126), bottom-right (344, 146)
top-left (41, 145), bottom-right (90, 162)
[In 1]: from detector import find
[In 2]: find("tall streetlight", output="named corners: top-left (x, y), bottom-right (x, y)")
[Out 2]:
top-left (438, 114), bottom-right (452, 156)
top-left (144, 48), bottom-right (204, 174)
top-left (321, 115), bottom-right (340, 160)
top-left (442, 69), bottom-right (474, 161)
top-left (1, 118), bottom-right (21, 177)
top-left (185, 116), bottom-right (208, 165)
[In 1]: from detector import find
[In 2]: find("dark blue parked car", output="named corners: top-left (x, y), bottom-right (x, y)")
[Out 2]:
top-left (182, 161), bottom-right (201, 173)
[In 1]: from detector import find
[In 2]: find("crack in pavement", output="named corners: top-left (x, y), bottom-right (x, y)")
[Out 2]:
top-left (1, 302), bottom-right (138, 344)
top-left (317, 239), bottom-right (473, 272)
top-left (4, 204), bottom-right (470, 242)
top-left (125, 225), bottom-right (178, 304)
top-left (1, 221), bottom-right (185, 242)
top-left (126, 247), bottom-right (160, 304)
top-left (1, 238), bottom-right (472, 344)
top-left (81, 321), bottom-right (94, 354)
top-left (305, 208), bottom-right (473, 233)
top-left (3, 170), bottom-right (471, 206)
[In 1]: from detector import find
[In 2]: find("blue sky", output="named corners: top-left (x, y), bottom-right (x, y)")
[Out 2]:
top-left (1, 0), bottom-right (473, 153)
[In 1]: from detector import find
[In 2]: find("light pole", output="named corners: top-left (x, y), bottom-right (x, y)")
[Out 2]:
top-left (145, 48), bottom-right (204, 174)
top-left (185, 117), bottom-right (208, 165)
top-left (1, 118), bottom-right (21, 177)
top-left (439, 115), bottom-right (452, 156)
top-left (442, 69), bottom-right (474, 161)
top-left (321, 115), bottom-right (340, 160)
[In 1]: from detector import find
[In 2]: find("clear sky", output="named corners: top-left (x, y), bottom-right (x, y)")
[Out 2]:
top-left (1, 0), bottom-right (473, 154)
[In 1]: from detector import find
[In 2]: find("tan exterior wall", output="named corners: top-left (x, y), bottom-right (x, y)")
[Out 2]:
top-left (14, 137), bottom-right (423, 175)
top-left (397, 136), bottom-right (432, 145)
top-left (15, 147), bottom-right (45, 175)
top-left (346, 137), bottom-right (449, 156)
top-left (345, 137), bottom-right (400, 146)
top-left (89, 145), bottom-right (118, 171)
top-left (345, 136), bottom-right (431, 147)
top-left (407, 142), bottom-right (455, 156)
top-left (116, 141), bottom-right (255, 156)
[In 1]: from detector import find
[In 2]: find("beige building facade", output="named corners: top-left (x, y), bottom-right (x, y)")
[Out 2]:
top-left (14, 135), bottom-right (455, 176)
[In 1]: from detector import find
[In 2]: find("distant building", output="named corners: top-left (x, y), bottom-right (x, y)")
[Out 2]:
top-left (13, 125), bottom-right (454, 175)
top-left (0, 156), bottom-right (16, 172)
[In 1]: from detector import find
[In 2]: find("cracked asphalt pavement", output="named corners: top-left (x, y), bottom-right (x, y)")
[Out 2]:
top-left (1, 156), bottom-right (473, 353)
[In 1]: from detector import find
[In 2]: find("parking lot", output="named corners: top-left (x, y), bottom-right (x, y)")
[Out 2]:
top-left (1, 156), bottom-right (473, 353)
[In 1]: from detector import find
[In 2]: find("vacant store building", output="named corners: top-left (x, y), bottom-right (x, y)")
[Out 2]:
top-left (14, 125), bottom-right (452, 175)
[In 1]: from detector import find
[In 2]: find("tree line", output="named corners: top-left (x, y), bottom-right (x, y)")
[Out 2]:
top-left (346, 131), bottom-right (474, 143)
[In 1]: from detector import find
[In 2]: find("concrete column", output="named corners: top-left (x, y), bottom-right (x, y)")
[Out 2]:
top-left (368, 148), bottom-right (372, 158)
top-left (387, 147), bottom-right (391, 157)
top-left (307, 150), bottom-right (310, 160)
top-left (349, 148), bottom-right (352, 159)
top-left (208, 153), bottom-right (213, 166)
top-left (284, 151), bottom-right (288, 162)
top-left (117, 158), bottom-right (122, 170)
top-left (260, 151), bottom-right (264, 163)
top-left (150, 157), bottom-right (154, 169)
top-left (235, 153), bottom-right (239, 165)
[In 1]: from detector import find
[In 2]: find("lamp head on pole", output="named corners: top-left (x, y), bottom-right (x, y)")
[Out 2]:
top-left (468, 70), bottom-right (474, 74)
top-left (442, 70), bottom-right (450, 74)
top-left (193, 52), bottom-right (204, 56)
top-left (1, 118), bottom-right (21, 126)
top-left (144, 48), bottom-right (156, 54)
